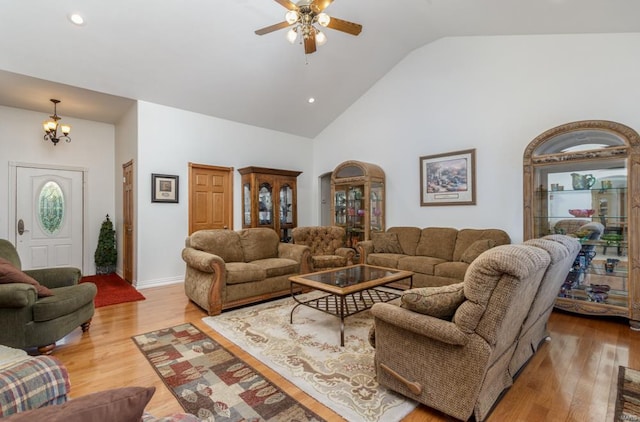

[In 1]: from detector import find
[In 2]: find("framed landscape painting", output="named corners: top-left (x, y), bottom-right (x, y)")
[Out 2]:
top-left (420, 149), bottom-right (476, 206)
top-left (151, 174), bottom-right (179, 203)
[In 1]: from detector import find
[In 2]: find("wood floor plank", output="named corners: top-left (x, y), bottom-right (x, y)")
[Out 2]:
top-left (49, 283), bottom-right (637, 421)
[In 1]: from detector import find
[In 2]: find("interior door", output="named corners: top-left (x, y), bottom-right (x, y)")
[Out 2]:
top-left (15, 167), bottom-right (83, 270)
top-left (189, 163), bottom-right (233, 234)
top-left (122, 160), bottom-right (134, 283)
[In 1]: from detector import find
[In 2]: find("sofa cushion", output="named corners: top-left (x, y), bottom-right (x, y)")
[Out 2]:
top-left (415, 227), bottom-right (459, 261)
top-left (312, 255), bottom-right (347, 269)
top-left (31, 284), bottom-right (97, 322)
top-left (3, 386), bottom-right (155, 422)
top-left (0, 258), bottom-right (54, 298)
top-left (239, 228), bottom-right (279, 262)
top-left (225, 262), bottom-right (266, 285)
top-left (434, 261), bottom-right (469, 279)
top-left (460, 239), bottom-right (496, 264)
top-left (367, 253), bottom-right (405, 268)
top-left (251, 258), bottom-right (298, 277)
top-left (388, 227), bottom-right (422, 256)
top-left (452, 229), bottom-right (511, 262)
top-left (397, 256), bottom-right (446, 276)
top-left (400, 283), bottom-right (465, 318)
top-left (372, 232), bottom-right (403, 254)
top-left (189, 230), bottom-right (244, 263)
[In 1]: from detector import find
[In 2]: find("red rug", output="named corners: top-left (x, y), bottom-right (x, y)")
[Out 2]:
top-left (80, 273), bottom-right (145, 308)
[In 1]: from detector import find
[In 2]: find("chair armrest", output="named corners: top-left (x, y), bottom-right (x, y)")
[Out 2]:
top-left (278, 243), bottom-right (312, 274)
top-left (181, 248), bottom-right (225, 273)
top-left (356, 240), bottom-right (373, 264)
top-left (335, 247), bottom-right (356, 266)
top-left (0, 284), bottom-right (37, 308)
top-left (371, 302), bottom-right (468, 346)
top-left (24, 267), bottom-right (81, 289)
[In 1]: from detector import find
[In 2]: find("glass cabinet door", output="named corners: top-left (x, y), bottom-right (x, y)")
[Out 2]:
top-left (370, 182), bottom-right (384, 233)
top-left (279, 184), bottom-right (293, 224)
top-left (334, 188), bottom-right (347, 225)
top-left (258, 183), bottom-right (273, 226)
top-left (243, 183), bottom-right (251, 226)
top-left (347, 185), bottom-right (365, 246)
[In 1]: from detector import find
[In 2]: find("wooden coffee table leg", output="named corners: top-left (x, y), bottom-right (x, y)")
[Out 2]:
top-left (340, 296), bottom-right (346, 347)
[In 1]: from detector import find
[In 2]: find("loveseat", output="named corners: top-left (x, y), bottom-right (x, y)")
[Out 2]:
top-left (356, 226), bottom-right (511, 288)
top-left (182, 228), bottom-right (311, 315)
top-left (369, 235), bottom-right (579, 421)
top-left (292, 226), bottom-right (355, 271)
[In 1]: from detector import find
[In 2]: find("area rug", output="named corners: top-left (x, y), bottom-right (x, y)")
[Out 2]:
top-left (80, 273), bottom-right (145, 307)
top-left (615, 365), bottom-right (640, 421)
top-left (132, 323), bottom-right (325, 422)
top-left (203, 292), bottom-right (418, 422)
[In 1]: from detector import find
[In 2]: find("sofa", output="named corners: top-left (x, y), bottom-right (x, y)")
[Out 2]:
top-left (0, 239), bottom-right (97, 355)
top-left (292, 226), bottom-right (355, 271)
top-left (356, 226), bottom-right (511, 288)
top-left (370, 243), bottom-right (552, 421)
top-left (0, 351), bottom-right (199, 421)
top-left (182, 228), bottom-right (311, 315)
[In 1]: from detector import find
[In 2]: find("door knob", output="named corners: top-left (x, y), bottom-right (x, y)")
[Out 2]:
top-left (17, 219), bottom-right (29, 235)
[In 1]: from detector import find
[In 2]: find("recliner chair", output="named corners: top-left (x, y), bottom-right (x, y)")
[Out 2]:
top-left (0, 239), bottom-right (96, 354)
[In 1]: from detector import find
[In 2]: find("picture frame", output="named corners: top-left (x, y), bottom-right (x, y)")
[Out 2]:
top-left (420, 149), bottom-right (476, 206)
top-left (151, 174), bottom-right (179, 203)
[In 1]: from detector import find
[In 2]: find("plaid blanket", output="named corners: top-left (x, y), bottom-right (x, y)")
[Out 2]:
top-left (0, 356), bottom-right (70, 416)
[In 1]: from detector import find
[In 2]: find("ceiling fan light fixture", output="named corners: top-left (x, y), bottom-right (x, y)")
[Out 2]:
top-left (317, 12), bottom-right (330, 27)
top-left (285, 10), bottom-right (299, 24)
top-left (286, 28), bottom-right (298, 44)
top-left (315, 30), bottom-right (327, 46)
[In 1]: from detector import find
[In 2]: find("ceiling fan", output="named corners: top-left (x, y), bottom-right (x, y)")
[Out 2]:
top-left (255, 0), bottom-right (362, 55)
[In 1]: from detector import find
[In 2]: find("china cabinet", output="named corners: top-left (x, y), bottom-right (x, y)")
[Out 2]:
top-left (330, 160), bottom-right (385, 247)
top-left (523, 120), bottom-right (640, 328)
top-left (238, 166), bottom-right (301, 242)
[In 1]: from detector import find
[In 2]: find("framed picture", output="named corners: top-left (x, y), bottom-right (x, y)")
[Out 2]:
top-left (420, 149), bottom-right (476, 206)
top-left (151, 174), bottom-right (179, 203)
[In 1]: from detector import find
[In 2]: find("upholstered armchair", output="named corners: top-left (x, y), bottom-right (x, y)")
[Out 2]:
top-left (292, 226), bottom-right (355, 271)
top-left (370, 244), bottom-right (551, 421)
top-left (0, 239), bottom-right (96, 354)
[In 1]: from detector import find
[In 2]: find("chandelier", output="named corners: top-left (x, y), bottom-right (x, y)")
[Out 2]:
top-left (284, 4), bottom-right (330, 48)
top-left (42, 99), bottom-right (71, 146)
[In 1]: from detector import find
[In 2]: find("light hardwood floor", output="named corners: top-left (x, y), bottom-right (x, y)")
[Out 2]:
top-left (53, 283), bottom-right (640, 421)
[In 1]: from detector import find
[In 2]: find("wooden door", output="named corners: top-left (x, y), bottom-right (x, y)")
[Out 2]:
top-left (122, 160), bottom-right (134, 283)
top-left (15, 166), bottom-right (84, 270)
top-left (189, 163), bottom-right (233, 234)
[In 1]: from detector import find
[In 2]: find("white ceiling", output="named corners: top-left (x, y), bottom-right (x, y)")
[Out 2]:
top-left (1, 0), bottom-right (639, 138)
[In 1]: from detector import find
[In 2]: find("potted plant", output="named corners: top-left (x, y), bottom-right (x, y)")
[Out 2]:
top-left (95, 214), bottom-right (117, 275)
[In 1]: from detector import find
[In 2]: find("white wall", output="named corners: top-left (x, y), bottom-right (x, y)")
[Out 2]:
top-left (0, 105), bottom-right (116, 274)
top-left (134, 102), bottom-right (314, 288)
top-left (313, 33), bottom-right (640, 243)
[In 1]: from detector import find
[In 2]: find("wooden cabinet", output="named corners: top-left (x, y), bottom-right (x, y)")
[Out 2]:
top-left (330, 160), bottom-right (385, 247)
top-left (523, 120), bottom-right (640, 329)
top-left (238, 166), bottom-right (301, 242)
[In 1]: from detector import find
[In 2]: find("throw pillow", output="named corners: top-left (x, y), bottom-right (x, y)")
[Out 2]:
top-left (372, 232), bottom-right (403, 254)
top-left (0, 258), bottom-right (54, 297)
top-left (3, 386), bottom-right (155, 422)
top-left (460, 239), bottom-right (496, 264)
top-left (400, 283), bottom-right (465, 318)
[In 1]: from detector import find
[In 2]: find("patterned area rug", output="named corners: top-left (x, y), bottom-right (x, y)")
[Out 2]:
top-left (132, 323), bottom-right (325, 421)
top-left (203, 292), bottom-right (417, 422)
top-left (615, 366), bottom-right (640, 421)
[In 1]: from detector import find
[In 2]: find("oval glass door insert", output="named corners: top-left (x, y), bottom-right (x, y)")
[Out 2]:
top-left (38, 181), bottom-right (65, 234)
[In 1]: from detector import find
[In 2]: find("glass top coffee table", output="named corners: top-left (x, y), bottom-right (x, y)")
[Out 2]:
top-left (289, 264), bottom-right (413, 346)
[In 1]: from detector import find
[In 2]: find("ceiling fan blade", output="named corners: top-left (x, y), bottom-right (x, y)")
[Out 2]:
top-left (326, 17), bottom-right (362, 36)
top-left (304, 36), bottom-right (317, 54)
top-left (255, 21), bottom-right (291, 35)
top-left (311, 0), bottom-right (334, 13)
top-left (274, 0), bottom-right (298, 11)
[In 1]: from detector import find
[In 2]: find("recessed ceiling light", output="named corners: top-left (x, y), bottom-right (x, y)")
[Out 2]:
top-left (69, 14), bottom-right (85, 26)
top-left (307, 97), bottom-right (315, 104)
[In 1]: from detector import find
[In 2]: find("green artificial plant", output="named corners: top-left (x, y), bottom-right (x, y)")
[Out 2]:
top-left (95, 214), bottom-right (117, 274)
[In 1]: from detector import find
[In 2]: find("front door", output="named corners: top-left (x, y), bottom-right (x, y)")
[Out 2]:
top-left (15, 166), bottom-right (84, 270)
top-left (189, 163), bottom-right (233, 234)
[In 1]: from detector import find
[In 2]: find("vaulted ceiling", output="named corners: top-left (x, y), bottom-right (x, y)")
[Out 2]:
top-left (1, 0), bottom-right (639, 138)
